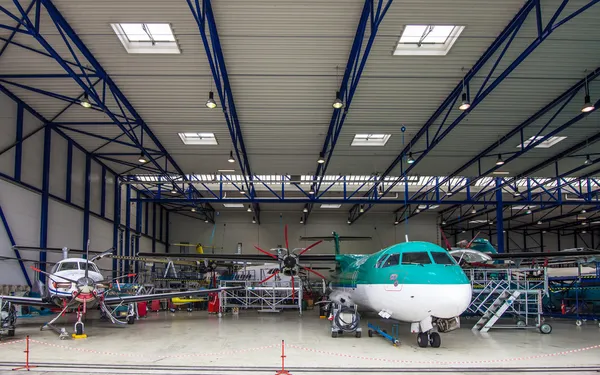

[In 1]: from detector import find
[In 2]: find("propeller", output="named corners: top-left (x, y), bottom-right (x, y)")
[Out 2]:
top-left (253, 225), bottom-right (328, 302)
top-left (466, 232), bottom-right (481, 249)
top-left (30, 266), bottom-right (78, 284)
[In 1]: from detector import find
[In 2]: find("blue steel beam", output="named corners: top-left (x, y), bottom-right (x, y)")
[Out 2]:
top-left (1, 0), bottom-right (214, 215)
top-left (349, 0), bottom-right (600, 223)
top-left (187, 0), bottom-right (260, 223)
top-left (305, 0), bottom-right (393, 224)
top-left (395, 67), bottom-right (600, 216)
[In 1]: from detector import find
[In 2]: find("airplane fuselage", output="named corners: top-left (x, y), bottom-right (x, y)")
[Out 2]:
top-left (330, 242), bottom-right (472, 324)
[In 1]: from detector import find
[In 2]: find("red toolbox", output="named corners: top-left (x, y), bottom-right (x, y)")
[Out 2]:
top-left (150, 300), bottom-right (161, 312)
top-left (137, 301), bottom-right (148, 317)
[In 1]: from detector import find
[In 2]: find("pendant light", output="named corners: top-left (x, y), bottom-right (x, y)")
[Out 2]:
top-left (495, 154), bottom-right (505, 166)
top-left (407, 152), bottom-right (415, 164)
top-left (138, 152), bottom-right (148, 163)
top-left (228, 150), bottom-right (235, 163)
top-left (317, 152), bottom-right (325, 164)
top-left (458, 70), bottom-right (470, 111)
top-left (80, 93), bottom-right (92, 108)
top-left (581, 74), bottom-right (595, 113)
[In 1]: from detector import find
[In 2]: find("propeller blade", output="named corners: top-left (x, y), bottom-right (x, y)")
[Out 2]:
top-left (300, 265), bottom-right (326, 280)
top-left (109, 273), bottom-right (136, 283)
top-left (254, 245), bottom-right (279, 260)
top-left (466, 231), bottom-right (481, 249)
top-left (285, 225), bottom-right (289, 250)
top-left (30, 266), bottom-right (78, 284)
top-left (258, 270), bottom-right (279, 284)
top-left (291, 274), bottom-right (295, 303)
top-left (298, 240), bottom-right (323, 256)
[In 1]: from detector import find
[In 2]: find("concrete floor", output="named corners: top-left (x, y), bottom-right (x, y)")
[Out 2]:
top-left (0, 309), bottom-right (599, 374)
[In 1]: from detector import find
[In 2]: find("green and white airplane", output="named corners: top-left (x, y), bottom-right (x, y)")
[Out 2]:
top-left (140, 227), bottom-right (472, 348)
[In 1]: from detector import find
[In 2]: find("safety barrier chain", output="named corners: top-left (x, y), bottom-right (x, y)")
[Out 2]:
top-left (29, 339), bottom-right (277, 359)
top-left (4, 338), bottom-right (598, 366)
top-left (287, 343), bottom-right (600, 365)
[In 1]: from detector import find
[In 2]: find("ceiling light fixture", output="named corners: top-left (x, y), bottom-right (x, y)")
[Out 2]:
top-left (513, 188), bottom-right (520, 197)
top-left (252, 216), bottom-right (256, 224)
top-left (317, 152), bottom-right (325, 164)
top-left (582, 209), bottom-right (587, 213)
top-left (526, 208), bottom-right (532, 214)
top-left (495, 154), bottom-right (505, 166)
top-left (584, 155), bottom-right (592, 165)
top-left (332, 90), bottom-right (344, 109)
top-left (415, 208), bottom-right (421, 213)
top-left (170, 185), bottom-right (177, 194)
top-left (441, 220), bottom-right (446, 225)
top-left (191, 207), bottom-right (196, 212)
top-left (240, 188), bottom-right (246, 195)
top-left (206, 91), bottom-right (217, 109)
top-left (303, 207), bottom-right (308, 213)
top-left (247, 205), bottom-right (252, 212)
top-left (359, 205), bottom-right (364, 213)
top-left (582, 222), bottom-right (588, 226)
top-left (309, 185), bottom-right (315, 195)
top-left (582, 230), bottom-right (587, 234)
top-left (347, 219), bottom-right (351, 224)
top-left (300, 216), bottom-right (304, 224)
top-left (138, 152), bottom-right (148, 163)
top-left (458, 92), bottom-right (471, 111)
top-left (537, 220), bottom-right (542, 225)
top-left (80, 93), bottom-right (92, 108)
top-left (581, 74), bottom-right (595, 113)
top-left (204, 219), bottom-right (209, 223)
top-left (228, 151), bottom-right (235, 163)
top-left (446, 191), bottom-right (453, 196)
top-left (407, 152), bottom-right (415, 164)
top-left (394, 220), bottom-right (399, 225)
top-left (471, 208), bottom-right (476, 214)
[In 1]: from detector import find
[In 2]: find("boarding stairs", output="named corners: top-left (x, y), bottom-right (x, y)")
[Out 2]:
top-left (467, 268), bottom-right (548, 332)
top-left (472, 290), bottom-right (521, 332)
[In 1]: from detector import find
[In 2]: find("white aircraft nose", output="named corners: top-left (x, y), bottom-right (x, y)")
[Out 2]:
top-left (432, 283), bottom-right (472, 318)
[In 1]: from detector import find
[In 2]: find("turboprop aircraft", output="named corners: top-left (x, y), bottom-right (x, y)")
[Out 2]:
top-left (0, 244), bottom-right (240, 339)
top-left (138, 226), bottom-right (471, 348)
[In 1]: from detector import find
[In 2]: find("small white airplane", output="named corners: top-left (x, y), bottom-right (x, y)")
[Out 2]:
top-left (0, 244), bottom-right (240, 339)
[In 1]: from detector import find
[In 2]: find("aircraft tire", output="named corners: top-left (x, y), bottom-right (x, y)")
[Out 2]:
top-left (429, 332), bottom-right (441, 348)
top-left (7, 329), bottom-right (15, 337)
top-left (331, 331), bottom-right (338, 338)
top-left (127, 316), bottom-right (135, 325)
top-left (355, 331), bottom-right (361, 338)
top-left (417, 333), bottom-right (428, 348)
top-left (75, 324), bottom-right (83, 336)
top-left (368, 329), bottom-right (373, 337)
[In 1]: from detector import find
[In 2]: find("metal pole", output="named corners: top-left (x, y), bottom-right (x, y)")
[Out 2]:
top-left (496, 178), bottom-right (505, 253)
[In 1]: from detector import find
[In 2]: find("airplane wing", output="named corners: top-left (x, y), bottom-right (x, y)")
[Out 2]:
top-left (103, 286), bottom-right (242, 305)
top-left (0, 295), bottom-right (55, 308)
top-left (299, 236), bottom-right (372, 242)
top-left (136, 252), bottom-right (337, 263)
top-left (489, 250), bottom-right (600, 260)
top-left (13, 246), bottom-right (108, 255)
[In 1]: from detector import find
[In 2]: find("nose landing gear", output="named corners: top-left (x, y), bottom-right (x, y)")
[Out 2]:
top-left (417, 331), bottom-right (441, 347)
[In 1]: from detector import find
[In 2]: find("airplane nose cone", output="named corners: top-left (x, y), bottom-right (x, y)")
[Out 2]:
top-left (77, 277), bottom-right (96, 293)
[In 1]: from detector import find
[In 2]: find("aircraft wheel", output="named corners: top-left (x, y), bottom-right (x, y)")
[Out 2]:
top-left (169, 308), bottom-right (176, 313)
top-left (417, 332), bottom-right (428, 348)
top-left (7, 329), bottom-right (15, 337)
top-left (516, 320), bottom-right (526, 328)
top-left (355, 331), bottom-right (361, 338)
top-left (127, 316), bottom-right (135, 325)
top-left (332, 331), bottom-right (338, 338)
top-left (368, 329), bottom-right (373, 337)
top-left (187, 308), bottom-right (193, 313)
top-left (576, 320), bottom-right (583, 327)
top-left (429, 332), bottom-right (441, 348)
top-left (75, 324), bottom-right (83, 336)
top-left (539, 324), bottom-right (552, 334)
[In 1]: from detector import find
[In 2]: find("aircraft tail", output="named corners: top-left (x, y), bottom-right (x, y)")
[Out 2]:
top-left (332, 232), bottom-right (341, 255)
top-left (469, 239), bottom-right (498, 254)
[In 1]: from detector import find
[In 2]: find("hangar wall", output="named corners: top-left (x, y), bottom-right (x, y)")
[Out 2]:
top-left (454, 230), bottom-right (600, 252)
top-left (0, 90), bottom-right (166, 286)
top-left (169, 211), bottom-right (439, 255)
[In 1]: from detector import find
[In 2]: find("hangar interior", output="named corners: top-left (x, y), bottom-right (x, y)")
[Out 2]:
top-left (0, 0), bottom-right (599, 374)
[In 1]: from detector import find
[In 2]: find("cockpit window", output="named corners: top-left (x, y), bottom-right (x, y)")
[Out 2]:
top-left (382, 254), bottom-right (400, 268)
top-left (375, 254), bottom-right (388, 268)
top-left (58, 262), bottom-right (79, 271)
top-left (401, 252), bottom-right (432, 265)
top-left (431, 252), bottom-right (455, 265)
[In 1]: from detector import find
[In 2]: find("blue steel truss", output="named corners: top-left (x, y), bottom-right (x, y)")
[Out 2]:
top-left (349, 0), bottom-right (600, 223)
top-left (304, 0), bottom-right (393, 224)
top-left (0, 0), bottom-right (215, 219)
top-left (186, 0), bottom-right (260, 223)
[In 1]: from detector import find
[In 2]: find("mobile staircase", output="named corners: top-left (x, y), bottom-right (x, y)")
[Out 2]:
top-left (466, 268), bottom-right (552, 334)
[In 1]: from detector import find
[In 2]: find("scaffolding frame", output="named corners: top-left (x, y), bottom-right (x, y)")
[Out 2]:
top-left (219, 280), bottom-right (302, 314)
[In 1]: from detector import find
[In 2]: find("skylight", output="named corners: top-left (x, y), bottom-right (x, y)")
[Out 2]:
top-left (111, 23), bottom-right (180, 54)
top-left (178, 133), bottom-right (218, 145)
top-left (223, 203), bottom-right (245, 208)
top-left (351, 134), bottom-right (391, 146)
top-left (320, 204), bottom-right (342, 209)
top-left (394, 25), bottom-right (464, 56)
top-left (469, 220), bottom-right (489, 224)
top-left (516, 136), bottom-right (567, 149)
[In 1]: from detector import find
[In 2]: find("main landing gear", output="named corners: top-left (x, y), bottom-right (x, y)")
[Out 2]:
top-left (417, 331), bottom-right (441, 348)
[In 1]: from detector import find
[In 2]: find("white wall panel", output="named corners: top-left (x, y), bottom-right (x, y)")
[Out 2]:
top-left (20, 128), bottom-right (43, 189)
top-left (89, 160), bottom-right (102, 215)
top-left (0, 93), bottom-right (16, 178)
top-left (47, 199), bottom-right (83, 252)
top-left (90, 216), bottom-right (114, 272)
top-left (49, 134), bottom-right (67, 199)
top-left (139, 236), bottom-right (152, 253)
top-left (70, 147), bottom-right (85, 207)
top-left (155, 242), bottom-right (166, 254)
top-left (0, 179), bottom-right (41, 284)
top-left (169, 212), bottom-right (438, 256)
top-left (104, 173), bottom-right (115, 220)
